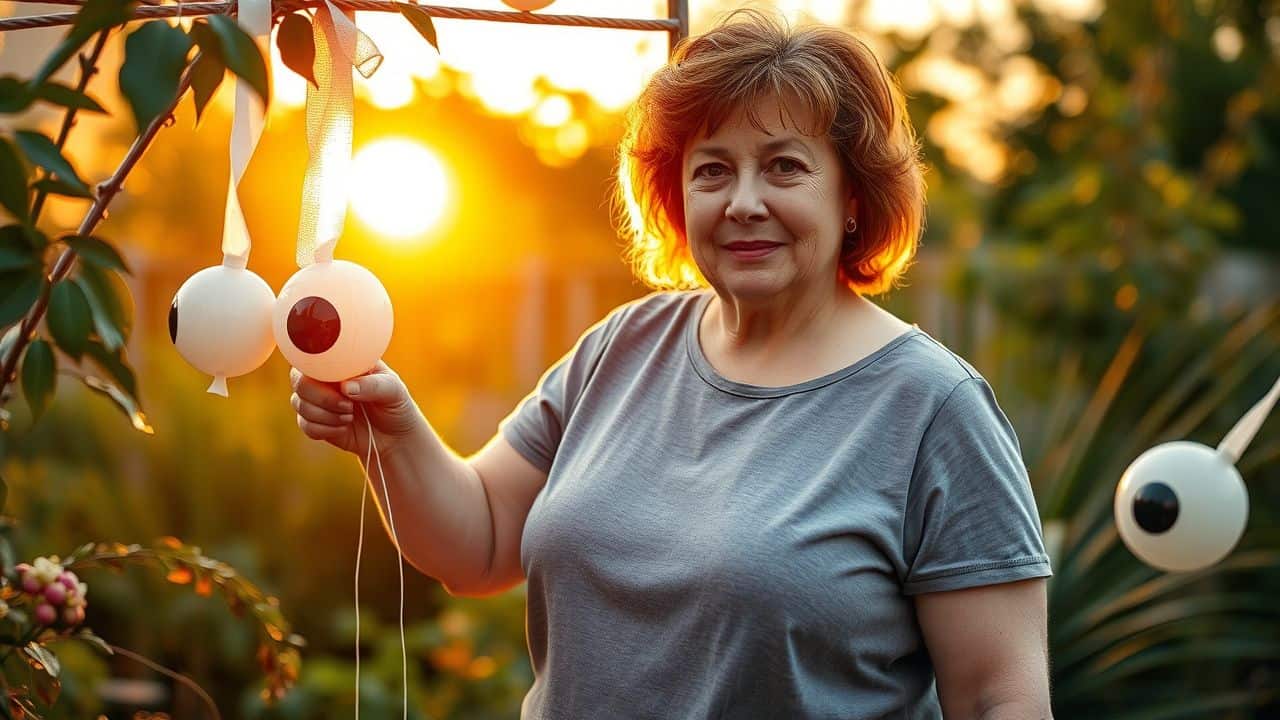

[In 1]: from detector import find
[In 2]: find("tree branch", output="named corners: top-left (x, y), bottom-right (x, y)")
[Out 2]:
top-left (0, 52), bottom-right (201, 407)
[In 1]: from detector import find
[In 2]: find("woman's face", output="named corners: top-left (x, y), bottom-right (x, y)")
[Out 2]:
top-left (682, 96), bottom-right (854, 304)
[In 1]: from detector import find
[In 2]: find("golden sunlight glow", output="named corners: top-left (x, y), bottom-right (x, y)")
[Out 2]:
top-left (265, 2), bottom-right (859, 136)
top-left (256, 0), bottom-right (1055, 183)
top-left (350, 139), bottom-right (450, 239)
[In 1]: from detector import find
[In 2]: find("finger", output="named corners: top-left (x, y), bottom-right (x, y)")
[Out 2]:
top-left (341, 370), bottom-right (405, 406)
top-left (298, 415), bottom-right (349, 440)
top-left (295, 375), bottom-right (354, 414)
top-left (292, 393), bottom-right (352, 426)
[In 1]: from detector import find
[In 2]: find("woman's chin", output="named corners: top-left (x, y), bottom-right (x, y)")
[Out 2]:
top-left (712, 269), bottom-right (797, 304)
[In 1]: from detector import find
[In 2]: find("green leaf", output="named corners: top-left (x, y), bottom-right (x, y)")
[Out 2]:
top-left (0, 136), bottom-right (30, 223)
top-left (0, 268), bottom-right (42, 327)
top-left (188, 20), bottom-right (222, 61)
top-left (31, 0), bottom-right (137, 87)
top-left (82, 373), bottom-right (152, 434)
top-left (14, 130), bottom-right (89, 194)
top-left (396, 2), bottom-right (440, 53)
top-left (188, 52), bottom-right (225, 127)
top-left (75, 629), bottom-right (114, 657)
top-left (22, 641), bottom-right (62, 705)
top-left (1098, 689), bottom-right (1276, 720)
top-left (0, 534), bottom-right (13, 575)
top-left (75, 262), bottom-right (132, 352)
top-left (206, 16), bottom-right (270, 106)
top-left (119, 21), bottom-right (194, 135)
top-left (32, 82), bottom-right (106, 113)
top-left (47, 280), bottom-right (92, 360)
top-left (32, 177), bottom-right (94, 200)
top-left (64, 541), bottom-right (96, 564)
top-left (84, 338), bottom-right (137, 398)
top-left (21, 338), bottom-right (55, 421)
top-left (0, 76), bottom-right (34, 114)
top-left (0, 226), bottom-right (38, 272)
top-left (22, 643), bottom-right (59, 678)
top-left (277, 13), bottom-right (317, 88)
top-left (65, 235), bottom-right (128, 273)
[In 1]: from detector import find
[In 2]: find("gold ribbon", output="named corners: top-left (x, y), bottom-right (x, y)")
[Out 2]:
top-left (296, 1), bottom-right (383, 267)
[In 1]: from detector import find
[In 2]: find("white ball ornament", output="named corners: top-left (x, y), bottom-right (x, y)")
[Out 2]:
top-left (501, 0), bottom-right (554, 11)
top-left (169, 258), bottom-right (277, 397)
top-left (1114, 441), bottom-right (1248, 573)
top-left (272, 259), bottom-right (393, 383)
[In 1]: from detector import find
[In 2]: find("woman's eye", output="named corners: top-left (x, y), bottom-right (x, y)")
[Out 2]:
top-left (772, 157), bottom-right (805, 174)
top-left (694, 163), bottom-right (727, 179)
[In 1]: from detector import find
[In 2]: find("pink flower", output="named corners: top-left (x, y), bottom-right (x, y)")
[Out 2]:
top-left (58, 572), bottom-right (78, 591)
top-left (21, 573), bottom-right (41, 595)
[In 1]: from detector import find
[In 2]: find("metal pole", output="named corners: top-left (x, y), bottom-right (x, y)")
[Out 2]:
top-left (668, 0), bottom-right (689, 58)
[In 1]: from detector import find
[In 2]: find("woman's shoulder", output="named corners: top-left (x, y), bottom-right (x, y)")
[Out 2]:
top-left (603, 289), bottom-right (705, 334)
top-left (876, 327), bottom-right (994, 404)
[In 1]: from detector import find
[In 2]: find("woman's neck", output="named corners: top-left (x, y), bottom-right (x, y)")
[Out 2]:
top-left (703, 282), bottom-right (861, 356)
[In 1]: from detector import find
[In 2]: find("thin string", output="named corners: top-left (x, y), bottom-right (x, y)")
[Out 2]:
top-left (357, 405), bottom-right (409, 719)
top-left (355, 418), bottom-right (372, 718)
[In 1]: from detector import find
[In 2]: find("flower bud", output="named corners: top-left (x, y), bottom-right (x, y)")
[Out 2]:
top-left (58, 571), bottom-right (78, 591)
top-left (34, 603), bottom-right (56, 626)
top-left (61, 606), bottom-right (84, 627)
top-left (21, 574), bottom-right (42, 594)
top-left (32, 557), bottom-right (63, 585)
top-left (43, 583), bottom-right (66, 606)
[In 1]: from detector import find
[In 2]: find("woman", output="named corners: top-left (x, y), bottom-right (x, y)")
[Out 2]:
top-left (291, 10), bottom-right (1054, 719)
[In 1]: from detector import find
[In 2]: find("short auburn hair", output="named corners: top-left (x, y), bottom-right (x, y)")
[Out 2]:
top-left (614, 9), bottom-right (925, 296)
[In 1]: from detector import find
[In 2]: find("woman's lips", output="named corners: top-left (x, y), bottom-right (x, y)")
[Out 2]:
top-left (724, 241), bottom-right (781, 259)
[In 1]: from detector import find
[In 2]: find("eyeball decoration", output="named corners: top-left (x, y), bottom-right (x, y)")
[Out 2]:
top-left (1114, 441), bottom-right (1248, 572)
top-left (277, 1), bottom-right (391, 383)
top-left (273, 259), bottom-right (393, 382)
top-left (170, 0), bottom-right (274, 397)
top-left (1115, 374), bottom-right (1279, 572)
top-left (170, 257), bottom-right (277, 396)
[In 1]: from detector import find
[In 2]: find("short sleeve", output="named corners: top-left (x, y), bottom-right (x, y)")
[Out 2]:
top-left (902, 377), bottom-right (1052, 595)
top-left (498, 305), bottom-right (628, 473)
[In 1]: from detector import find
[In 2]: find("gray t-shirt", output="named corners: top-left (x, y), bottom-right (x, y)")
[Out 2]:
top-left (500, 290), bottom-right (1051, 719)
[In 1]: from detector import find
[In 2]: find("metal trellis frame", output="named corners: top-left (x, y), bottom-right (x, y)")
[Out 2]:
top-left (0, 1), bottom-right (691, 59)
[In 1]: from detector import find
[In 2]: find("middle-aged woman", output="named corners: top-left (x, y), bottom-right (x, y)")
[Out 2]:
top-left (291, 9), bottom-right (1054, 719)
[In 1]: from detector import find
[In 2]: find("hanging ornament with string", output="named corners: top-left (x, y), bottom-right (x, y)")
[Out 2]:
top-left (169, 0), bottom-right (275, 397)
top-left (272, 1), bottom-right (392, 383)
top-left (268, 10), bottom-right (406, 719)
top-left (1115, 374), bottom-right (1279, 572)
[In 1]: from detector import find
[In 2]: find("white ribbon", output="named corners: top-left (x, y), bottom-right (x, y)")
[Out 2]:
top-left (296, 1), bottom-right (382, 267)
top-left (221, 0), bottom-right (271, 268)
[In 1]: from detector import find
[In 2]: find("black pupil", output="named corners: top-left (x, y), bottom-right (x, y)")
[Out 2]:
top-left (168, 301), bottom-right (178, 344)
top-left (1133, 481), bottom-right (1179, 534)
top-left (287, 296), bottom-right (341, 354)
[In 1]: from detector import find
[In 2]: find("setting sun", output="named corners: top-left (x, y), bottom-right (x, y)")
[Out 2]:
top-left (349, 138), bottom-right (451, 239)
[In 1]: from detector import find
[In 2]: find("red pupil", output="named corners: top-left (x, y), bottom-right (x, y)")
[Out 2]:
top-left (287, 296), bottom-right (341, 354)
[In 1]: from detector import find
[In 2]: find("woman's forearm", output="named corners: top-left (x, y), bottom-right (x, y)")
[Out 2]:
top-left (359, 416), bottom-right (494, 593)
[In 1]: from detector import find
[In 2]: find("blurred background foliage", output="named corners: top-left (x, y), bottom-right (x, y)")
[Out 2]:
top-left (0, 0), bottom-right (1278, 716)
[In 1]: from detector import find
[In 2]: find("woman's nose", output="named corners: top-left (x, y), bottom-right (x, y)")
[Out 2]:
top-left (724, 175), bottom-right (768, 224)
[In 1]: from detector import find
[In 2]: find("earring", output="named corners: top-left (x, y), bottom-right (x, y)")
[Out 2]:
top-left (844, 217), bottom-right (858, 234)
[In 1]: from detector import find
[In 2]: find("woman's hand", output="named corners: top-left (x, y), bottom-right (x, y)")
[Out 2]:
top-left (289, 361), bottom-right (424, 458)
